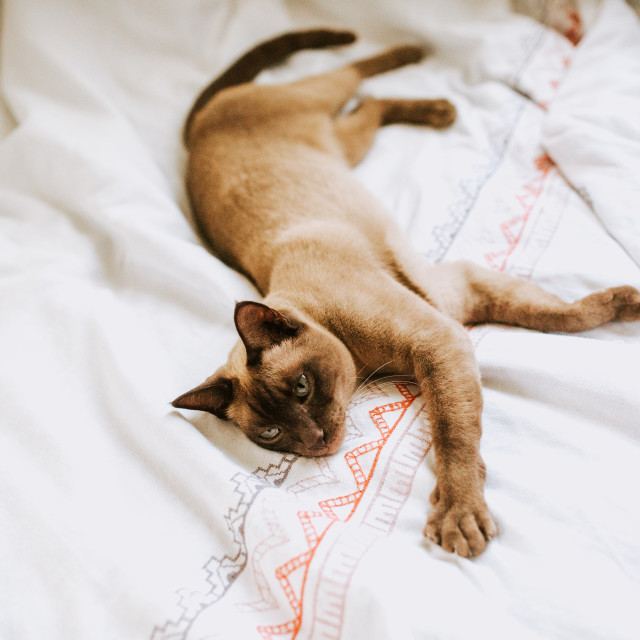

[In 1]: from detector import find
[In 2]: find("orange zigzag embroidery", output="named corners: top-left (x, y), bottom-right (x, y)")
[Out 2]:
top-left (257, 383), bottom-right (419, 640)
top-left (484, 153), bottom-right (555, 272)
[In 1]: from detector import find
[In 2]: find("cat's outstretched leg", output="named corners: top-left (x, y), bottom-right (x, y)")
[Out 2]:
top-left (381, 226), bottom-right (640, 330)
top-left (422, 261), bottom-right (640, 331)
top-left (407, 309), bottom-right (498, 557)
top-left (334, 97), bottom-right (456, 166)
top-left (356, 280), bottom-right (497, 557)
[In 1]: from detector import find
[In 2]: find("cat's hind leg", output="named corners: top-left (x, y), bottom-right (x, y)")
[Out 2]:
top-left (289, 44), bottom-right (429, 115)
top-left (375, 98), bottom-right (457, 128)
top-left (350, 45), bottom-right (426, 78)
top-left (334, 97), bottom-right (456, 166)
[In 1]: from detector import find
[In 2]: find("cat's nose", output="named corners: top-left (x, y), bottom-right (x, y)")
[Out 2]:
top-left (304, 429), bottom-right (326, 452)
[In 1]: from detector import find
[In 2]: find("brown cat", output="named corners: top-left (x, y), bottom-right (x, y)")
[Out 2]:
top-left (173, 29), bottom-right (640, 557)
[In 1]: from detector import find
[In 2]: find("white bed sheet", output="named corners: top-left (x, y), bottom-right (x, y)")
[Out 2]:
top-left (1, 1), bottom-right (639, 639)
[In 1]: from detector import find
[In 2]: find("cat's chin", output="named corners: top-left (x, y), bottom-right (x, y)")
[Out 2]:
top-left (300, 443), bottom-right (341, 458)
top-left (311, 440), bottom-right (342, 457)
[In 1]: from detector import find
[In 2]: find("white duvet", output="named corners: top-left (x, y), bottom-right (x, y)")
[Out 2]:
top-left (1, 1), bottom-right (639, 639)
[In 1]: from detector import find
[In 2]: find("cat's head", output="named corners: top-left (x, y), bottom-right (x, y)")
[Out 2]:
top-left (172, 301), bottom-right (357, 457)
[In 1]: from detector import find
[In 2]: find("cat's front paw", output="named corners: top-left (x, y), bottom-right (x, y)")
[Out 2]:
top-left (608, 285), bottom-right (640, 322)
top-left (581, 285), bottom-right (640, 324)
top-left (424, 494), bottom-right (497, 558)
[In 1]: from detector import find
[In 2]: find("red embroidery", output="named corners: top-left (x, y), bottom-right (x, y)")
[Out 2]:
top-left (563, 10), bottom-right (583, 46)
top-left (484, 153), bottom-right (555, 272)
top-left (257, 384), bottom-right (421, 639)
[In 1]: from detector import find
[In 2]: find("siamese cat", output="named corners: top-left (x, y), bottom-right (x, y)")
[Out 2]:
top-left (173, 29), bottom-right (640, 557)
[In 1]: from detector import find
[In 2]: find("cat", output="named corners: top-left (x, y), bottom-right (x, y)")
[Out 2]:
top-left (173, 29), bottom-right (640, 557)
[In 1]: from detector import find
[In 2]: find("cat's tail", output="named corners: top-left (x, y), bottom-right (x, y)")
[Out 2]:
top-left (183, 28), bottom-right (357, 145)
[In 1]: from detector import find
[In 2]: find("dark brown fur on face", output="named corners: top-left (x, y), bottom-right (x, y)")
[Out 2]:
top-left (173, 29), bottom-right (640, 557)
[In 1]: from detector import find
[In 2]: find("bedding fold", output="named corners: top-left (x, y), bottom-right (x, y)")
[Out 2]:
top-left (543, 0), bottom-right (640, 266)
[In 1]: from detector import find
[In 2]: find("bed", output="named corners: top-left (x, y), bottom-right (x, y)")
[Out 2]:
top-left (2, 0), bottom-right (639, 638)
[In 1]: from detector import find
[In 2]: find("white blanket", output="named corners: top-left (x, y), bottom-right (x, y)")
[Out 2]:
top-left (2, 1), bottom-right (640, 638)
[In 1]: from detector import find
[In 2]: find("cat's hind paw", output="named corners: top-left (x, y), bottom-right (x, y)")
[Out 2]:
top-left (424, 497), bottom-right (497, 558)
top-left (420, 99), bottom-right (457, 128)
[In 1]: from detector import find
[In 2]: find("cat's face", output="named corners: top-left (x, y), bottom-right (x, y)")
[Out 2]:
top-left (173, 301), bottom-right (357, 457)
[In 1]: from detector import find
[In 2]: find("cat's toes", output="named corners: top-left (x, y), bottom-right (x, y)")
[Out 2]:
top-left (401, 99), bottom-right (456, 129)
top-left (424, 498), bottom-right (497, 558)
top-left (577, 285), bottom-right (640, 326)
top-left (423, 99), bottom-right (457, 128)
top-left (411, 98), bottom-right (457, 129)
top-left (608, 285), bottom-right (640, 322)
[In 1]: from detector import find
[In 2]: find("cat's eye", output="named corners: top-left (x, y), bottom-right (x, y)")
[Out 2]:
top-left (259, 427), bottom-right (280, 441)
top-left (294, 374), bottom-right (310, 399)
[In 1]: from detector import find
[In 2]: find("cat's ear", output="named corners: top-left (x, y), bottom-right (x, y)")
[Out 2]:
top-left (234, 301), bottom-right (301, 365)
top-left (171, 375), bottom-right (233, 419)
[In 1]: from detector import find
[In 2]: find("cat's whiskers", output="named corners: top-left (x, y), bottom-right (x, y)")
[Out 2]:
top-left (352, 359), bottom-right (392, 396)
top-left (349, 360), bottom-right (417, 403)
top-left (353, 361), bottom-right (370, 381)
top-left (349, 372), bottom-right (418, 405)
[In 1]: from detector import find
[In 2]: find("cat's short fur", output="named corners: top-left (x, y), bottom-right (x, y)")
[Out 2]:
top-left (173, 29), bottom-right (640, 557)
